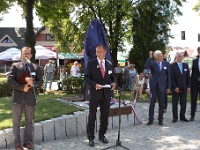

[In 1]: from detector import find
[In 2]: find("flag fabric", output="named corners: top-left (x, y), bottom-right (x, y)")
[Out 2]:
top-left (84, 18), bottom-right (111, 71)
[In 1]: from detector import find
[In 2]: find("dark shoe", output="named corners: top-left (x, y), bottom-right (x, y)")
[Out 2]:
top-left (147, 120), bottom-right (153, 125)
top-left (159, 120), bottom-right (163, 125)
top-left (172, 119), bottom-right (177, 123)
top-left (23, 143), bottom-right (32, 149)
top-left (99, 137), bottom-right (109, 143)
top-left (15, 145), bottom-right (24, 150)
top-left (89, 139), bottom-right (94, 147)
top-left (180, 118), bottom-right (189, 122)
top-left (190, 116), bottom-right (194, 121)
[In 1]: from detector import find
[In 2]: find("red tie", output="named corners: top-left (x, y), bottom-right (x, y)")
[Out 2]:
top-left (100, 60), bottom-right (105, 78)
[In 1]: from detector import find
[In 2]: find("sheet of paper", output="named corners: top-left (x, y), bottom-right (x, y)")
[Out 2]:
top-left (102, 84), bottom-right (111, 88)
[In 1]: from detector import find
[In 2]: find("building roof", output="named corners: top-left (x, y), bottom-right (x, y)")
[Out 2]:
top-left (0, 27), bottom-right (41, 53)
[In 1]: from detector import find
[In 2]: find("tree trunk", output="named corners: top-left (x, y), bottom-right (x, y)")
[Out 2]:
top-left (111, 47), bottom-right (118, 68)
top-left (25, 0), bottom-right (36, 63)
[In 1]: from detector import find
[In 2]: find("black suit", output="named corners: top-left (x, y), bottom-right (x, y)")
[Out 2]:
top-left (85, 58), bottom-right (116, 140)
top-left (171, 62), bottom-right (191, 119)
top-left (191, 58), bottom-right (200, 117)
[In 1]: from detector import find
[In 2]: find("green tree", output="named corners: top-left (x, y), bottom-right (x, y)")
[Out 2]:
top-left (36, 0), bottom-right (140, 67)
top-left (0, 0), bottom-right (15, 13)
top-left (129, 0), bottom-right (186, 73)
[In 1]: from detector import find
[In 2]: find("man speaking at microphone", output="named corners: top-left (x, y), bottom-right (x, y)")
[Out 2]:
top-left (7, 47), bottom-right (43, 150)
top-left (85, 44), bottom-right (116, 147)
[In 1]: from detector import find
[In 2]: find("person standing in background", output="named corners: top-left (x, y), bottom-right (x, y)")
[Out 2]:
top-left (43, 60), bottom-right (55, 90)
top-left (171, 52), bottom-right (191, 123)
top-left (114, 63), bottom-right (123, 88)
top-left (57, 68), bottom-right (67, 91)
top-left (123, 61), bottom-right (130, 90)
top-left (128, 64), bottom-right (137, 91)
top-left (7, 47), bottom-right (43, 150)
top-left (70, 61), bottom-right (81, 78)
top-left (190, 47), bottom-right (200, 121)
top-left (144, 50), bottom-right (171, 126)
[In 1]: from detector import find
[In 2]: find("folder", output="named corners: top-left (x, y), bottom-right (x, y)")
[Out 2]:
top-left (17, 71), bottom-right (31, 85)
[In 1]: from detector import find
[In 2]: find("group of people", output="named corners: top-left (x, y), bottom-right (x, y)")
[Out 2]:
top-left (6, 45), bottom-right (200, 149)
top-left (43, 60), bottom-right (81, 91)
top-left (144, 49), bottom-right (198, 126)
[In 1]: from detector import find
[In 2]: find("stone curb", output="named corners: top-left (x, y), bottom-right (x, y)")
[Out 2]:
top-left (0, 103), bottom-right (142, 148)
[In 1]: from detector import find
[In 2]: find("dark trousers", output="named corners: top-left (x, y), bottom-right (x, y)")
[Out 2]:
top-left (191, 86), bottom-right (200, 116)
top-left (172, 91), bottom-right (187, 119)
top-left (13, 103), bottom-right (34, 146)
top-left (115, 73), bottom-right (122, 87)
top-left (87, 95), bottom-right (110, 140)
top-left (57, 81), bottom-right (62, 90)
top-left (149, 84), bottom-right (165, 121)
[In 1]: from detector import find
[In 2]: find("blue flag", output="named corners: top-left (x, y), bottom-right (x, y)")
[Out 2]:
top-left (84, 19), bottom-right (111, 71)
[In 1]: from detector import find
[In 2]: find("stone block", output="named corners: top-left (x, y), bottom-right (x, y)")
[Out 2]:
top-left (74, 111), bottom-right (87, 136)
top-left (41, 120), bottom-right (55, 141)
top-left (4, 128), bottom-right (14, 147)
top-left (33, 123), bottom-right (43, 143)
top-left (64, 115), bottom-right (78, 137)
top-left (0, 130), bottom-right (6, 149)
top-left (51, 116), bottom-right (66, 140)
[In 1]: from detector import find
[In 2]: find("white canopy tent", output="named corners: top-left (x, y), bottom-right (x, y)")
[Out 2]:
top-left (0, 47), bottom-right (21, 61)
top-left (12, 45), bottom-right (64, 61)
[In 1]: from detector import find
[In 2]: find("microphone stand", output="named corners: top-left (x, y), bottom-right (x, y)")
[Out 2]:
top-left (27, 63), bottom-right (37, 150)
top-left (102, 85), bottom-right (130, 150)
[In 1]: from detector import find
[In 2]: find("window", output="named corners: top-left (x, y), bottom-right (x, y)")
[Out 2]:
top-left (46, 34), bottom-right (52, 41)
top-left (1, 37), bottom-right (12, 43)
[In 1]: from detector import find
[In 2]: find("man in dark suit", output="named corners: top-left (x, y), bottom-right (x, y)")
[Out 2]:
top-left (190, 47), bottom-right (200, 121)
top-left (7, 47), bottom-right (43, 150)
top-left (171, 52), bottom-right (191, 123)
top-left (85, 44), bottom-right (116, 147)
top-left (144, 50), bottom-right (171, 126)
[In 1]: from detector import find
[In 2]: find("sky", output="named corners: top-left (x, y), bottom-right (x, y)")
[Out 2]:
top-left (0, 1), bottom-right (200, 48)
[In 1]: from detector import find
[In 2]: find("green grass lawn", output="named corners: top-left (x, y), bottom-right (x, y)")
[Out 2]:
top-left (0, 94), bottom-right (82, 130)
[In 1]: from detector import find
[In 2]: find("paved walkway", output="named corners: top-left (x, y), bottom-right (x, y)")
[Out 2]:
top-left (29, 102), bottom-right (200, 150)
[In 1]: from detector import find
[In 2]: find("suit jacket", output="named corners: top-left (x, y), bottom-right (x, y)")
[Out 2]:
top-left (85, 58), bottom-right (116, 101)
top-left (171, 62), bottom-right (191, 92)
top-left (191, 58), bottom-right (200, 87)
top-left (7, 62), bottom-right (43, 106)
top-left (144, 58), bottom-right (171, 91)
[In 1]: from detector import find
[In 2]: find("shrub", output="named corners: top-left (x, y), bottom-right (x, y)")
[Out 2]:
top-left (62, 77), bottom-right (84, 94)
top-left (0, 80), bottom-right (12, 97)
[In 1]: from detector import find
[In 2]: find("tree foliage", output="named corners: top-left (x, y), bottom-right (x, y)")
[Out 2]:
top-left (193, 1), bottom-right (200, 15)
top-left (129, 0), bottom-right (186, 73)
top-left (0, 0), bottom-right (15, 13)
top-left (0, 0), bottom-right (186, 68)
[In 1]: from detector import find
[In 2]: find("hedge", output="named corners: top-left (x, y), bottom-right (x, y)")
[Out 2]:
top-left (62, 77), bottom-right (84, 94)
top-left (0, 80), bottom-right (13, 97)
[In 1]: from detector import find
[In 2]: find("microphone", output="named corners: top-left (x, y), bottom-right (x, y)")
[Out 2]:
top-left (25, 57), bottom-right (31, 64)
